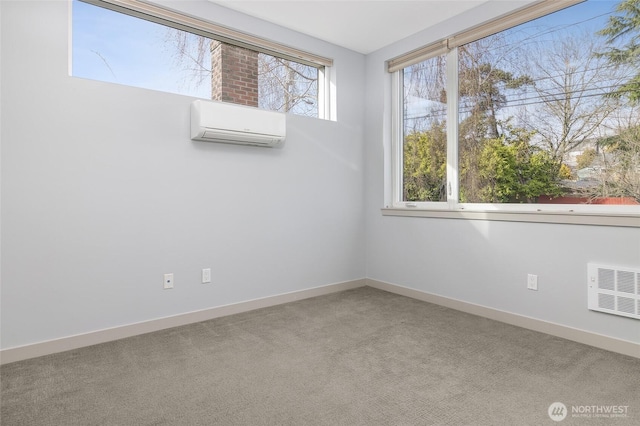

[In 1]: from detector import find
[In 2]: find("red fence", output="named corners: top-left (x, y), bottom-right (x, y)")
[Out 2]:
top-left (538, 196), bottom-right (639, 205)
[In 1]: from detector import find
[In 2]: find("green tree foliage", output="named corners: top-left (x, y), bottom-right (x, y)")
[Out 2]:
top-left (403, 123), bottom-right (447, 201)
top-left (595, 125), bottom-right (640, 201)
top-left (477, 127), bottom-right (564, 203)
top-left (594, 1), bottom-right (640, 202)
top-left (597, 0), bottom-right (640, 103)
top-left (404, 123), bottom-right (566, 203)
top-left (457, 43), bottom-right (534, 202)
top-left (576, 148), bottom-right (598, 170)
top-left (559, 163), bottom-right (574, 180)
top-left (403, 1), bottom-right (638, 205)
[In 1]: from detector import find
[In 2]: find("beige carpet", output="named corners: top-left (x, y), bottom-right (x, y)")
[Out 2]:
top-left (2, 287), bottom-right (639, 425)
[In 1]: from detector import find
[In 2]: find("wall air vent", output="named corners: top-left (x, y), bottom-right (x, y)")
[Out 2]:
top-left (588, 263), bottom-right (640, 320)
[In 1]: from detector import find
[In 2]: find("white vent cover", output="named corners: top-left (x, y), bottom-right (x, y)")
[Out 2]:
top-left (588, 263), bottom-right (640, 320)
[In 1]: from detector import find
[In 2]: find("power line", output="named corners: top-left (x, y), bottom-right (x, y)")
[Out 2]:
top-left (405, 85), bottom-right (632, 122)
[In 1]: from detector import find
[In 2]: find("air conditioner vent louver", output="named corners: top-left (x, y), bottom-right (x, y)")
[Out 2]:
top-left (588, 263), bottom-right (640, 320)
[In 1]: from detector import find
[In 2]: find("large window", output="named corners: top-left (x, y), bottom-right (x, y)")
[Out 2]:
top-left (392, 0), bottom-right (640, 214)
top-left (72, 0), bottom-right (330, 118)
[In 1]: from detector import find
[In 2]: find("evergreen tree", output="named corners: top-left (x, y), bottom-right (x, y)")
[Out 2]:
top-left (597, 0), bottom-right (640, 103)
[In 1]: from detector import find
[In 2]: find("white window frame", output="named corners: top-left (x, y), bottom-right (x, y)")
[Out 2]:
top-left (385, 0), bottom-right (640, 227)
top-left (76, 0), bottom-right (334, 120)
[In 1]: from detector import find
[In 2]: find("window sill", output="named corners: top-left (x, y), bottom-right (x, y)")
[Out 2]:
top-left (381, 207), bottom-right (640, 228)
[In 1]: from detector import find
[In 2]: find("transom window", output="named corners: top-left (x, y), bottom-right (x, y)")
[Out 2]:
top-left (72, 0), bottom-right (331, 118)
top-left (391, 0), bottom-right (640, 213)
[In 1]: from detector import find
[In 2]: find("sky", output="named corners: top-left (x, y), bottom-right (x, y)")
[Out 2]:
top-left (403, 0), bottom-right (627, 126)
top-left (72, 0), bottom-right (210, 98)
top-left (73, 0), bottom-right (623, 103)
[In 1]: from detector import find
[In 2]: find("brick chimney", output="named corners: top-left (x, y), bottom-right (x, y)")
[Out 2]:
top-left (210, 41), bottom-right (259, 107)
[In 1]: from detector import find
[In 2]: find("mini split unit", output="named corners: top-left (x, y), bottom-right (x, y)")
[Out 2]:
top-left (190, 100), bottom-right (286, 147)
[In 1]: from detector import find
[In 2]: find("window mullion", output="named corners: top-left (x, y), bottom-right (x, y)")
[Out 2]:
top-left (391, 71), bottom-right (404, 205)
top-left (446, 47), bottom-right (459, 208)
top-left (318, 67), bottom-right (327, 120)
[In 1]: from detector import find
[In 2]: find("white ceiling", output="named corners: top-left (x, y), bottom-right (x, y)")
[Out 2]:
top-left (209, 0), bottom-right (491, 54)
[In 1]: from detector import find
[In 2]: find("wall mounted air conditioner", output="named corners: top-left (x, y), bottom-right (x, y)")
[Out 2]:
top-left (190, 100), bottom-right (286, 147)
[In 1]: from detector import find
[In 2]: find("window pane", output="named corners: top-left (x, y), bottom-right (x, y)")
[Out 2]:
top-left (458, 0), bottom-right (639, 205)
top-left (402, 55), bottom-right (448, 202)
top-left (72, 0), bottom-right (320, 117)
top-left (258, 56), bottom-right (318, 117)
top-left (72, 0), bottom-right (209, 98)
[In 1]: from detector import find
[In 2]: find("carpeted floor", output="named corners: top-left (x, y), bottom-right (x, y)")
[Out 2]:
top-left (1, 286), bottom-right (639, 425)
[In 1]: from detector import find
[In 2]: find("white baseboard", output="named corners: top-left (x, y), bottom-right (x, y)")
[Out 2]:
top-left (0, 279), bottom-right (366, 365)
top-left (4, 278), bottom-right (637, 364)
top-left (366, 278), bottom-right (640, 359)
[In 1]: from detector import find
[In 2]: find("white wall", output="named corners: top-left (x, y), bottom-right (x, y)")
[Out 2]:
top-left (364, 2), bottom-right (640, 344)
top-left (2, 0), bottom-right (638, 354)
top-left (0, 0), bottom-right (365, 349)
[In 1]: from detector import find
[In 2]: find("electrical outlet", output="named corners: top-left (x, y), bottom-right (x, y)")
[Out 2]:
top-left (164, 273), bottom-right (174, 289)
top-left (202, 268), bottom-right (211, 284)
top-left (527, 274), bottom-right (538, 291)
